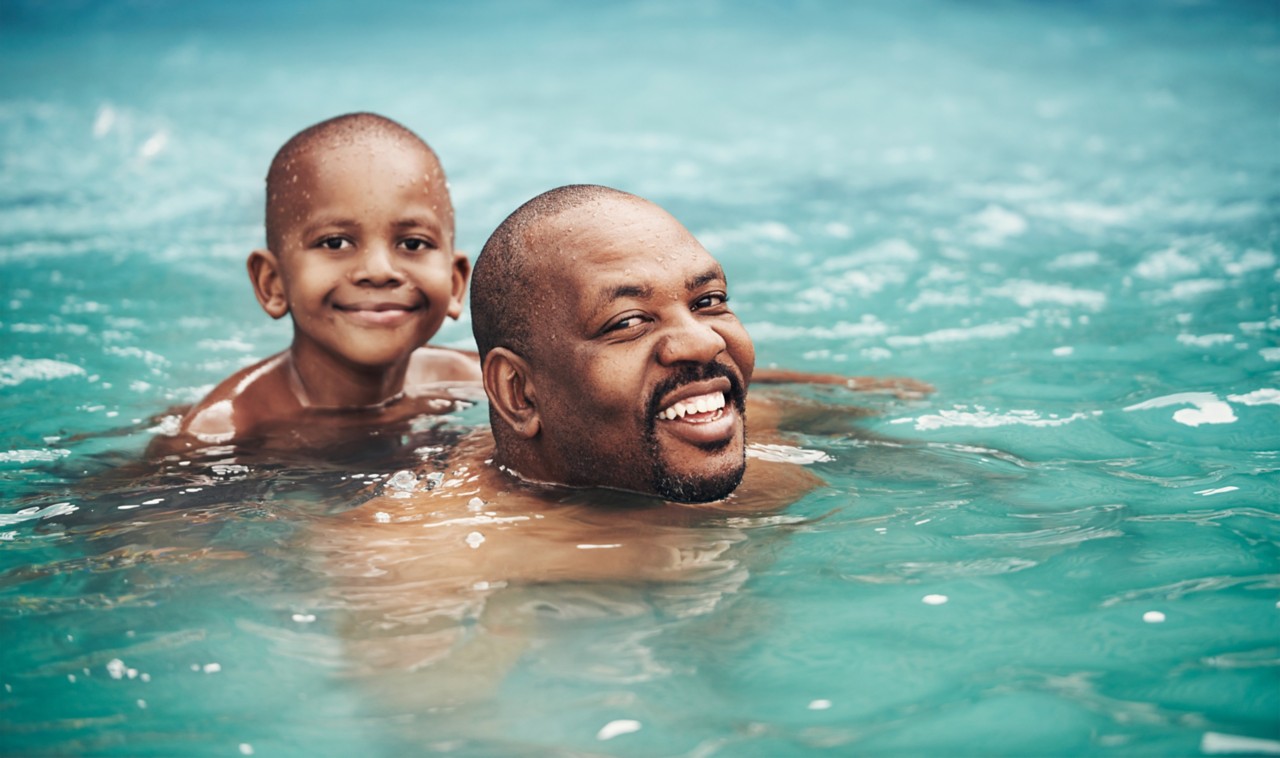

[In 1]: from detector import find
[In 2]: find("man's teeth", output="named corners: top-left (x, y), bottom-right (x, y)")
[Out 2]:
top-left (658, 392), bottom-right (727, 420)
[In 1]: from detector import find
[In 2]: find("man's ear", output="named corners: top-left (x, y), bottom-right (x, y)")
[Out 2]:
top-left (247, 249), bottom-right (289, 319)
top-left (447, 252), bottom-right (471, 320)
top-left (483, 347), bottom-right (540, 439)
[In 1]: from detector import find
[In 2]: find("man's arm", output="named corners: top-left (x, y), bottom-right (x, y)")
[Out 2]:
top-left (752, 368), bottom-right (933, 399)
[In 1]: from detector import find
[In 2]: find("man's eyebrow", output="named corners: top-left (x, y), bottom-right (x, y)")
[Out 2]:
top-left (686, 266), bottom-right (725, 290)
top-left (598, 283), bottom-right (654, 306)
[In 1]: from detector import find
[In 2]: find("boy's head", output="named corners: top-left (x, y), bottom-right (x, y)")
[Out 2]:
top-left (249, 113), bottom-right (468, 372)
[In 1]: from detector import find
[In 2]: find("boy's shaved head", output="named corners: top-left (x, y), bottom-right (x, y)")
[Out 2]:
top-left (471, 184), bottom-right (640, 362)
top-left (264, 112), bottom-right (452, 251)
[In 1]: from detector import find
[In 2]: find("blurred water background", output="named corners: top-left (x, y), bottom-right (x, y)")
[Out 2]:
top-left (1, 0), bottom-right (1277, 755)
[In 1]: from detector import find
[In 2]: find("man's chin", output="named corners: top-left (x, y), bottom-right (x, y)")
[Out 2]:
top-left (650, 454), bottom-right (747, 504)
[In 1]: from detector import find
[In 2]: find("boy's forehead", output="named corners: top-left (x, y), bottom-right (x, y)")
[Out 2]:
top-left (270, 135), bottom-right (453, 231)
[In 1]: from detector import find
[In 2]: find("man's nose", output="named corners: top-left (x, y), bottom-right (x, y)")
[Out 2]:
top-left (352, 244), bottom-right (402, 286)
top-left (656, 312), bottom-right (727, 366)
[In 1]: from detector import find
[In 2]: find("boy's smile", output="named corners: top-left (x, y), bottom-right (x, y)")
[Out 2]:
top-left (249, 132), bottom-right (468, 405)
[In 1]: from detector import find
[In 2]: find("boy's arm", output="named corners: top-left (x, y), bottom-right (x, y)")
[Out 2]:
top-left (752, 368), bottom-right (933, 399)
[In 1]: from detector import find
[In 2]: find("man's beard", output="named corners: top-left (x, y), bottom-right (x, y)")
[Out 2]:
top-left (642, 362), bottom-right (748, 503)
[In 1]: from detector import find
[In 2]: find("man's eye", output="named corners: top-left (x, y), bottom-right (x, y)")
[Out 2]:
top-left (693, 293), bottom-right (729, 310)
top-left (605, 315), bottom-right (646, 333)
top-left (401, 238), bottom-right (438, 252)
top-left (317, 237), bottom-right (352, 251)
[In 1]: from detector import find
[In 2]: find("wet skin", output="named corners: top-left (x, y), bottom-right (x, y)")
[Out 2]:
top-left (494, 196), bottom-right (757, 503)
top-left (153, 133), bottom-right (477, 455)
top-left (253, 134), bottom-right (469, 402)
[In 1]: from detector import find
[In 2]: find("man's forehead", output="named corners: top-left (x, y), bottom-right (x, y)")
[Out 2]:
top-left (527, 202), bottom-right (724, 308)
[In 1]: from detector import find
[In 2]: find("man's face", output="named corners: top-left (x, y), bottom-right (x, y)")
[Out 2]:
top-left (526, 197), bottom-right (755, 503)
top-left (270, 137), bottom-right (465, 371)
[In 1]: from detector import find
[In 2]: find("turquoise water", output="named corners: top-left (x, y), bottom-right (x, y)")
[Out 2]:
top-left (2, 0), bottom-right (1278, 755)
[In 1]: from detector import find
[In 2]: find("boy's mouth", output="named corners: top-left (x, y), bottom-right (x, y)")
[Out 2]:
top-left (334, 300), bottom-right (422, 326)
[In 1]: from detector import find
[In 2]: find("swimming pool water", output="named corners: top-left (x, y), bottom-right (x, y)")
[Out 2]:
top-left (2, 1), bottom-right (1278, 755)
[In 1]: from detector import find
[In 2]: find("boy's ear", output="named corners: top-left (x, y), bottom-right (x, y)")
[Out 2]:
top-left (483, 347), bottom-right (540, 439)
top-left (447, 252), bottom-right (471, 320)
top-left (247, 249), bottom-right (289, 319)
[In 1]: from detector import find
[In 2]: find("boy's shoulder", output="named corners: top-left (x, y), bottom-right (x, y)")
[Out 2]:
top-left (178, 352), bottom-right (299, 444)
top-left (405, 345), bottom-right (482, 390)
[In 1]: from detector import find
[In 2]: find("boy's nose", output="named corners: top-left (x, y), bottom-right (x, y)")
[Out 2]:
top-left (655, 313), bottom-right (727, 367)
top-left (353, 244), bottom-right (403, 286)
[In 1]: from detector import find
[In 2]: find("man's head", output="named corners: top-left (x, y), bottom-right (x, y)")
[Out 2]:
top-left (471, 185), bottom-right (755, 503)
top-left (248, 113), bottom-right (468, 371)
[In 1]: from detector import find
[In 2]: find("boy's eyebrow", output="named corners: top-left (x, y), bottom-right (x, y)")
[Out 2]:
top-left (391, 214), bottom-right (444, 230)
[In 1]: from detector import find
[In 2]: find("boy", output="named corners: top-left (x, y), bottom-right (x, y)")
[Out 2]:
top-left (151, 113), bottom-right (479, 456)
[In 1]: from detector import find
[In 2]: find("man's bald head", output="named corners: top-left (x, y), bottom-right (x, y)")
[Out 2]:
top-left (470, 184), bottom-right (643, 363)
top-left (264, 112), bottom-right (453, 252)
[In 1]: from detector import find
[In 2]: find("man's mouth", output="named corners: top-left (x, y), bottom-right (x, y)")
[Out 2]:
top-left (646, 366), bottom-right (745, 451)
top-left (656, 390), bottom-right (727, 422)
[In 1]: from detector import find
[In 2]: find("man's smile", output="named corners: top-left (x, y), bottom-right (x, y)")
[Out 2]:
top-left (649, 373), bottom-right (743, 448)
top-left (657, 390), bottom-right (727, 421)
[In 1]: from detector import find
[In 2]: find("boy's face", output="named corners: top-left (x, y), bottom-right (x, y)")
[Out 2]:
top-left (257, 137), bottom-right (466, 372)
top-left (524, 197), bottom-right (755, 503)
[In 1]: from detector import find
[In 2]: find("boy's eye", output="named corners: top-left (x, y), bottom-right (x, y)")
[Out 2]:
top-left (693, 293), bottom-right (729, 310)
top-left (401, 238), bottom-right (438, 252)
top-left (318, 236), bottom-right (352, 251)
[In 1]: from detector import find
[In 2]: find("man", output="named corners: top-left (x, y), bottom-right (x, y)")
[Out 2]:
top-left (324, 186), bottom-right (922, 707)
top-left (470, 183), bottom-right (756, 504)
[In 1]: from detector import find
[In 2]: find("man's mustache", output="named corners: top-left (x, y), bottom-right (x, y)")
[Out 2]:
top-left (644, 362), bottom-right (747, 428)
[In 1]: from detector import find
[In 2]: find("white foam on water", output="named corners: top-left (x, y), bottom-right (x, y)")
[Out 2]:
top-left (1135, 247), bottom-right (1200, 279)
top-left (747, 443), bottom-right (832, 465)
top-left (985, 280), bottom-right (1106, 310)
top-left (92, 104), bottom-right (116, 137)
top-left (966, 205), bottom-right (1027, 246)
top-left (1047, 250), bottom-right (1101, 270)
top-left (893, 407), bottom-right (1091, 432)
top-left (746, 316), bottom-right (887, 341)
top-left (1223, 248), bottom-right (1276, 276)
top-left (1124, 392), bottom-right (1220, 411)
top-left (0, 502), bottom-right (78, 525)
top-left (1201, 732), bottom-right (1280, 755)
top-left (0, 357), bottom-right (85, 387)
top-left (1126, 392), bottom-right (1240, 427)
top-left (1177, 333), bottom-right (1235, 348)
top-left (1158, 279), bottom-right (1227, 302)
top-left (887, 318), bottom-right (1030, 348)
top-left (0, 449), bottom-right (70, 464)
top-left (1227, 388), bottom-right (1280, 406)
top-left (138, 130), bottom-right (168, 159)
top-left (597, 719), bottom-right (642, 741)
top-left (1031, 201), bottom-right (1132, 227)
top-left (1261, 348), bottom-right (1280, 362)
